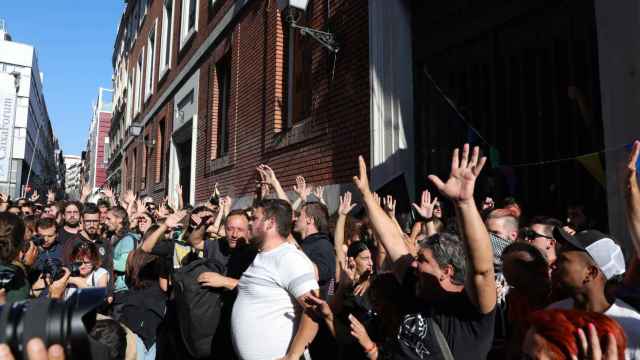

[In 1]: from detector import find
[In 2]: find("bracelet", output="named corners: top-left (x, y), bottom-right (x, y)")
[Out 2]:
top-left (365, 343), bottom-right (377, 354)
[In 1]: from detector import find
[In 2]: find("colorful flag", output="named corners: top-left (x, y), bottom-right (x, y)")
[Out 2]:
top-left (576, 153), bottom-right (606, 187)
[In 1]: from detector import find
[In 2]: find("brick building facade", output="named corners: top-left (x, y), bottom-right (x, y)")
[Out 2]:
top-left (106, 0), bottom-right (414, 210)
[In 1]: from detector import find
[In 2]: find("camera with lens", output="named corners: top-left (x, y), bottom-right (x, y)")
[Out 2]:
top-left (41, 258), bottom-right (66, 282)
top-left (31, 234), bottom-right (45, 247)
top-left (0, 288), bottom-right (112, 359)
top-left (0, 268), bottom-right (16, 290)
top-left (68, 261), bottom-right (83, 277)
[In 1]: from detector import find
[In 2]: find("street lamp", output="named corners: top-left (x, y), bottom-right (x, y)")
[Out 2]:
top-left (128, 122), bottom-right (155, 147)
top-left (277, 0), bottom-right (339, 53)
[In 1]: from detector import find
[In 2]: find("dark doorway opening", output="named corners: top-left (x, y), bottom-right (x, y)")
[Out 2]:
top-left (176, 139), bottom-right (192, 206)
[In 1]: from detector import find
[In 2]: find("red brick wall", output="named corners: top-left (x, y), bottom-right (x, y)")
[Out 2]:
top-left (118, 0), bottom-right (370, 204)
top-left (94, 112), bottom-right (111, 187)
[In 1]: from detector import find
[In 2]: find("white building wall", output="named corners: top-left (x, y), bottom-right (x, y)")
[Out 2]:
top-left (0, 29), bottom-right (57, 197)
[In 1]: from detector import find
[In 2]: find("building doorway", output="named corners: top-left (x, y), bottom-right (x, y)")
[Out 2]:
top-left (176, 138), bottom-right (191, 206)
top-left (412, 0), bottom-right (607, 228)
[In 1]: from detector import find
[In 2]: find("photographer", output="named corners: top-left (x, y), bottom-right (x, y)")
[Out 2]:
top-left (0, 213), bottom-right (30, 302)
top-left (33, 218), bottom-right (63, 275)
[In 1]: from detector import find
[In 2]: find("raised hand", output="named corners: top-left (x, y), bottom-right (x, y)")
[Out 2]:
top-left (47, 189), bottom-right (55, 203)
top-left (220, 196), bottom-right (233, 216)
top-left (176, 184), bottom-right (183, 197)
top-left (372, 192), bottom-right (381, 206)
top-left (339, 258), bottom-right (356, 286)
top-left (412, 190), bottom-right (438, 219)
top-left (428, 144), bottom-right (487, 204)
top-left (135, 199), bottom-right (145, 213)
top-left (102, 186), bottom-right (114, 199)
top-left (352, 156), bottom-right (370, 194)
top-left (382, 195), bottom-right (396, 217)
top-left (313, 185), bottom-right (325, 204)
top-left (257, 164), bottom-right (278, 186)
top-left (165, 210), bottom-right (187, 228)
top-left (123, 190), bottom-right (136, 206)
top-left (338, 192), bottom-right (357, 216)
top-left (80, 184), bottom-right (92, 201)
top-left (574, 323), bottom-right (618, 360)
top-left (293, 176), bottom-right (311, 201)
top-left (0, 193), bottom-right (8, 203)
top-left (30, 190), bottom-right (40, 202)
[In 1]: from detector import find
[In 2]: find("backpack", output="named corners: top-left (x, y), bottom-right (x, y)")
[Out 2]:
top-left (173, 255), bottom-right (226, 359)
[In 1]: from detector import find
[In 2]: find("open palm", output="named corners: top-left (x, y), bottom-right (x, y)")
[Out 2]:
top-left (428, 144), bottom-right (486, 203)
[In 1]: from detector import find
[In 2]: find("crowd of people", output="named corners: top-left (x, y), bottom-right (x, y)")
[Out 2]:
top-left (0, 141), bottom-right (639, 360)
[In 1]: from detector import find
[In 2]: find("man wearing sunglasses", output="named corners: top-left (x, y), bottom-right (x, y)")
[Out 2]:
top-left (524, 217), bottom-right (562, 264)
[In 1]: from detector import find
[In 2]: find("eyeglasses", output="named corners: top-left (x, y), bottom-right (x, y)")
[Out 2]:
top-left (137, 217), bottom-right (149, 223)
top-left (75, 261), bottom-right (93, 266)
top-left (83, 219), bottom-right (100, 224)
top-left (524, 229), bottom-right (553, 240)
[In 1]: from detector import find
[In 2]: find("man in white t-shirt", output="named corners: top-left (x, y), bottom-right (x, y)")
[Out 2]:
top-left (231, 199), bottom-right (320, 360)
top-left (548, 228), bottom-right (640, 359)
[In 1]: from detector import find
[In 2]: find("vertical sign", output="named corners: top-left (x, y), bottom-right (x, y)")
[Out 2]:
top-left (0, 94), bottom-right (16, 183)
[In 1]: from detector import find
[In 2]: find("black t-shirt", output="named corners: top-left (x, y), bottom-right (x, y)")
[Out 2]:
top-left (384, 273), bottom-right (496, 360)
top-left (58, 227), bottom-right (80, 246)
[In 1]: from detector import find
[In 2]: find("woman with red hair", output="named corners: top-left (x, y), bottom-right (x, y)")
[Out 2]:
top-left (523, 309), bottom-right (626, 359)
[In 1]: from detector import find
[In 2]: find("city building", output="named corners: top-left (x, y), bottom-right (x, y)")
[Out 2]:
top-left (0, 19), bottom-right (59, 199)
top-left (105, 0), bottom-right (639, 253)
top-left (107, 0), bottom-right (405, 213)
top-left (64, 154), bottom-right (82, 200)
top-left (82, 87), bottom-right (113, 191)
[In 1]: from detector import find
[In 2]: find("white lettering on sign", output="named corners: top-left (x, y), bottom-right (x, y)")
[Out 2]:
top-left (0, 95), bottom-right (16, 182)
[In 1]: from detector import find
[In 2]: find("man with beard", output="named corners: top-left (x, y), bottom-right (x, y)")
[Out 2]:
top-left (197, 209), bottom-right (257, 359)
top-left (58, 201), bottom-right (82, 245)
top-left (352, 145), bottom-right (496, 359)
top-left (231, 199), bottom-right (320, 360)
top-left (61, 203), bottom-right (112, 268)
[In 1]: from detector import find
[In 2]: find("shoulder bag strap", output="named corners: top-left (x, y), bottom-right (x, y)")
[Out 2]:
top-left (429, 318), bottom-right (455, 360)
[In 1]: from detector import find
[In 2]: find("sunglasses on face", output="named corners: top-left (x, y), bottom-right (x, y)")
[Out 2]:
top-left (523, 229), bottom-right (553, 240)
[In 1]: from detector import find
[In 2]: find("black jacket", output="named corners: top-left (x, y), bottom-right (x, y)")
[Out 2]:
top-left (300, 232), bottom-right (335, 298)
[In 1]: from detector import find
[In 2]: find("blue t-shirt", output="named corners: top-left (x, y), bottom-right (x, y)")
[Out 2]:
top-left (112, 233), bottom-right (137, 292)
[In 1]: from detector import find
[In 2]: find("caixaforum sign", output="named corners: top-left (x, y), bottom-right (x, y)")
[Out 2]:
top-left (0, 94), bottom-right (16, 183)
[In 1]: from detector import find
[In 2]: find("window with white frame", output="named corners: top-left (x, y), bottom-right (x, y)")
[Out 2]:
top-left (135, 50), bottom-right (143, 115)
top-left (145, 21), bottom-right (157, 101)
top-left (126, 78), bottom-right (133, 125)
top-left (180, 0), bottom-right (198, 48)
top-left (160, 0), bottom-right (174, 75)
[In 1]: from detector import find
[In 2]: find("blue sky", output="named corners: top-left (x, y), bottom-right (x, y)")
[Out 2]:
top-left (2, 1), bottom-right (124, 156)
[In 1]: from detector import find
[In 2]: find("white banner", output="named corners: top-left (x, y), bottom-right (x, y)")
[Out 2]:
top-left (0, 94), bottom-right (16, 183)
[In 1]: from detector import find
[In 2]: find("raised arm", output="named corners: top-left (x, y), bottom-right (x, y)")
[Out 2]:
top-left (428, 144), bottom-right (495, 314)
top-left (353, 156), bottom-right (411, 281)
top-left (141, 210), bottom-right (186, 253)
top-left (292, 176), bottom-right (311, 211)
top-left (625, 141), bottom-right (640, 254)
top-left (80, 184), bottom-right (92, 203)
top-left (258, 164), bottom-right (291, 204)
top-left (176, 184), bottom-right (185, 210)
top-left (334, 192), bottom-right (356, 270)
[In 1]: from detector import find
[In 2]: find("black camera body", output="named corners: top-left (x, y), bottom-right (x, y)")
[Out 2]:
top-left (42, 258), bottom-right (82, 282)
top-left (0, 288), bottom-right (111, 360)
top-left (0, 268), bottom-right (16, 290)
top-left (31, 234), bottom-right (45, 247)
